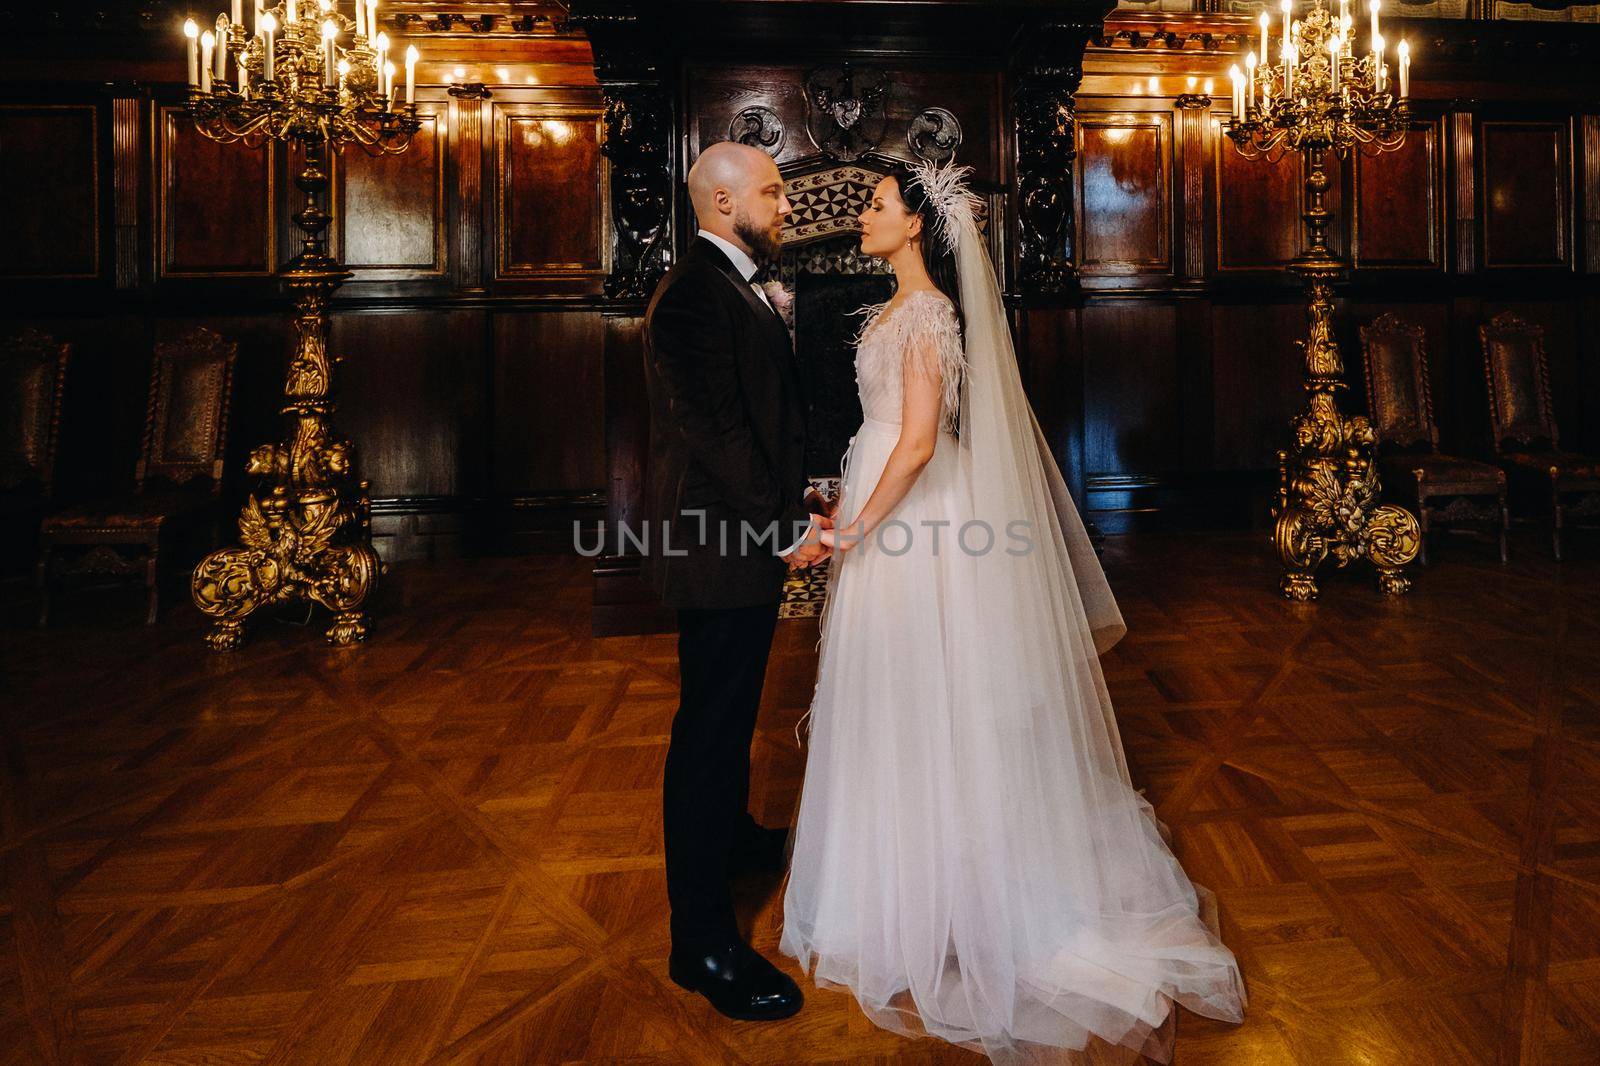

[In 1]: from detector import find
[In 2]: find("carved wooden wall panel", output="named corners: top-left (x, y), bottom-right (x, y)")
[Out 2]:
top-left (1213, 120), bottom-right (1300, 271)
top-left (492, 310), bottom-right (606, 493)
top-left (1083, 301), bottom-right (1181, 474)
top-left (493, 103), bottom-right (607, 281)
top-left (1351, 116), bottom-right (1444, 272)
top-left (1077, 114), bottom-right (1172, 276)
top-left (158, 106), bottom-right (275, 276)
top-left (686, 66), bottom-right (1003, 182)
top-left (0, 105), bottom-right (101, 279)
top-left (1480, 120), bottom-right (1572, 270)
top-left (1209, 303), bottom-right (1306, 469)
top-left (331, 310), bottom-right (489, 500)
top-left (337, 102), bottom-right (448, 278)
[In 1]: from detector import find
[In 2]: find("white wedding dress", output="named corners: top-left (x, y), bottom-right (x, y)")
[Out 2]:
top-left (779, 194), bottom-right (1247, 1063)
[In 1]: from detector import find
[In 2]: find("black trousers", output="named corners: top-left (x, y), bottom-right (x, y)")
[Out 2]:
top-left (663, 600), bottom-right (780, 949)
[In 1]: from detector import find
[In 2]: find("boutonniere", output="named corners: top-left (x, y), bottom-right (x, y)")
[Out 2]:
top-left (761, 280), bottom-right (795, 330)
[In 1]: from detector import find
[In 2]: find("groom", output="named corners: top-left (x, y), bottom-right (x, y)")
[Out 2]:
top-left (641, 140), bottom-right (831, 1021)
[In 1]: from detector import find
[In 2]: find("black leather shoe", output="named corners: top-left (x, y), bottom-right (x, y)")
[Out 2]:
top-left (668, 939), bottom-right (804, 1021)
top-left (729, 825), bottom-right (790, 875)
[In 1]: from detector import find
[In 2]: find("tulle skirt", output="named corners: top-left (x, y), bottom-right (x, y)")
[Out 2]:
top-left (780, 417), bottom-right (1247, 1064)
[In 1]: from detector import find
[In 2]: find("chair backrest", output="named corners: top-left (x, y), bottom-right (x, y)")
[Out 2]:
top-left (1478, 312), bottom-right (1557, 453)
top-left (136, 327), bottom-right (238, 494)
top-left (1358, 313), bottom-right (1438, 452)
top-left (0, 330), bottom-right (71, 496)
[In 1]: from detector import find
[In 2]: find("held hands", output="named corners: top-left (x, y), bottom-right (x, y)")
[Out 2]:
top-left (787, 512), bottom-right (835, 569)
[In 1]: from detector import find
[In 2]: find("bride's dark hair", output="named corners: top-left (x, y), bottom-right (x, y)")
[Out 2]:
top-left (886, 162), bottom-right (963, 330)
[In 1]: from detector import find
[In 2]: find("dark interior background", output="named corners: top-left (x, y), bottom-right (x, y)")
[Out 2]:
top-left (2, 0), bottom-right (1598, 628)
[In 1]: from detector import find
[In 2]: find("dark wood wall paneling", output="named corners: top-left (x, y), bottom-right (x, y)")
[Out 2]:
top-left (1060, 20), bottom-right (1600, 533)
top-left (1, 36), bottom-right (610, 565)
top-left (5, 14), bottom-right (1600, 562)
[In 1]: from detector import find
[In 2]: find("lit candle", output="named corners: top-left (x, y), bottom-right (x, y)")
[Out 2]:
top-left (320, 0), bottom-right (331, 12)
top-left (337, 57), bottom-right (350, 95)
top-left (1258, 12), bottom-right (1269, 69)
top-left (1398, 38), bottom-right (1410, 98)
top-left (1280, 0), bottom-right (1291, 54)
top-left (1284, 42), bottom-right (1295, 97)
top-left (214, 18), bottom-right (228, 80)
top-left (200, 31), bottom-right (214, 92)
top-left (367, 0), bottom-right (378, 41)
top-left (261, 11), bottom-right (276, 80)
top-left (355, 0), bottom-right (364, 36)
top-left (1245, 51), bottom-right (1257, 111)
top-left (1329, 34), bottom-right (1340, 86)
top-left (375, 31), bottom-right (389, 85)
top-left (322, 20), bottom-right (337, 87)
top-left (184, 19), bottom-right (199, 86)
top-left (405, 44), bottom-right (418, 105)
top-left (1373, 33), bottom-right (1385, 91)
top-left (1229, 64), bottom-right (1243, 116)
top-left (384, 60), bottom-right (396, 103)
top-left (1340, 0), bottom-right (1349, 24)
top-left (1370, 0), bottom-right (1380, 46)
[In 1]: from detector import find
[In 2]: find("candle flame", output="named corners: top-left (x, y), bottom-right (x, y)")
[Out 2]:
top-left (260, 11), bottom-right (276, 32)
top-left (322, 19), bottom-right (337, 40)
top-left (201, 29), bottom-right (215, 47)
top-left (184, 17), bottom-right (198, 37)
top-left (337, 58), bottom-right (350, 76)
top-left (406, 44), bottom-right (420, 64)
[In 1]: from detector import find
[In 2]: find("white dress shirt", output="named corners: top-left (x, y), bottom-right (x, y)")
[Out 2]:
top-left (696, 228), bottom-right (814, 559)
top-left (699, 228), bottom-right (772, 309)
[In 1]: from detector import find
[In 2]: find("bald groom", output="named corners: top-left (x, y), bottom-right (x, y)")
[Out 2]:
top-left (641, 141), bottom-right (829, 1022)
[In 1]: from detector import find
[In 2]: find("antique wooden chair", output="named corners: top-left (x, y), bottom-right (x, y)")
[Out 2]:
top-left (38, 327), bottom-right (237, 624)
top-left (2, 330), bottom-right (71, 573)
top-left (1359, 313), bottom-right (1508, 564)
top-left (1478, 312), bottom-right (1600, 560)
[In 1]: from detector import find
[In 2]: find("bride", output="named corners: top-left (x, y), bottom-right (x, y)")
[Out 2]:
top-left (779, 161), bottom-right (1247, 1064)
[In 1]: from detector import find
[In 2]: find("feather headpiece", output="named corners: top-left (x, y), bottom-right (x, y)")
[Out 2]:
top-left (906, 159), bottom-right (983, 255)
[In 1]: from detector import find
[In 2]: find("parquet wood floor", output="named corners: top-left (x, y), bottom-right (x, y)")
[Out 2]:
top-left (3, 532), bottom-right (1598, 1065)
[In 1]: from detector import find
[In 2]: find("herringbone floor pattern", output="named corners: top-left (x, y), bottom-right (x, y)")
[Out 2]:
top-left (3, 531), bottom-right (1598, 1064)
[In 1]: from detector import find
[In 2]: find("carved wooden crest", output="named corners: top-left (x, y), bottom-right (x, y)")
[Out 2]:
top-left (804, 63), bottom-right (889, 162)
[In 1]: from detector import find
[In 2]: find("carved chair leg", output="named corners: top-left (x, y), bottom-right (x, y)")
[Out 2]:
top-left (1416, 490), bottom-right (1431, 567)
top-left (36, 544), bottom-right (52, 628)
top-left (1498, 491), bottom-right (1510, 564)
top-left (145, 550), bottom-right (160, 626)
top-left (1552, 485), bottom-right (1564, 562)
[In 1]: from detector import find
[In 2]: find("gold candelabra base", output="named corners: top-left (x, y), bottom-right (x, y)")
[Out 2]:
top-left (1269, 159), bottom-right (1420, 600)
top-left (191, 142), bottom-right (386, 649)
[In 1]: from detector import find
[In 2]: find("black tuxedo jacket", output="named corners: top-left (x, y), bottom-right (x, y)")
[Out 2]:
top-left (641, 237), bottom-right (811, 610)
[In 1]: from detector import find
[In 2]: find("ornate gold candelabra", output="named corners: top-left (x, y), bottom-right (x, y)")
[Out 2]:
top-left (182, 1), bottom-right (420, 649)
top-left (1225, 0), bottom-right (1421, 600)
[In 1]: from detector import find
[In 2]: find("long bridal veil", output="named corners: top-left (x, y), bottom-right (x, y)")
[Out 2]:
top-left (782, 162), bottom-right (1245, 1064)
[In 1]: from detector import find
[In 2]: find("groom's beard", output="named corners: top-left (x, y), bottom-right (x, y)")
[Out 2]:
top-left (733, 210), bottom-right (781, 262)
